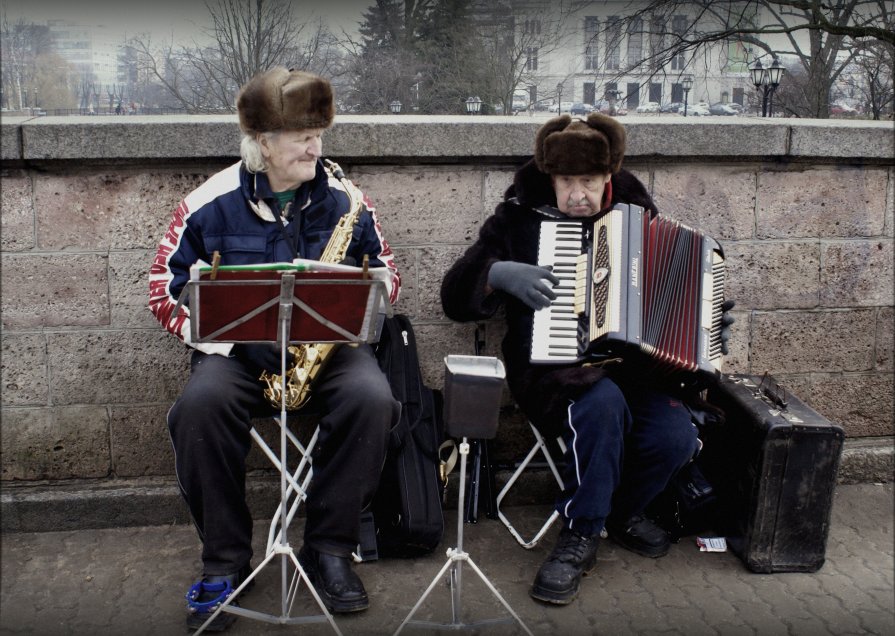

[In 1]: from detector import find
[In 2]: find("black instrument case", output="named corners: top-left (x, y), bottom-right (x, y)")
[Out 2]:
top-left (702, 373), bottom-right (845, 573)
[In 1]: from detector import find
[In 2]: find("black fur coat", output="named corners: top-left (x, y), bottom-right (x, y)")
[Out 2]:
top-left (440, 159), bottom-right (663, 437)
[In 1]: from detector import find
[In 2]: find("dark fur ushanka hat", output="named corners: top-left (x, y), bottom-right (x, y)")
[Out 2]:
top-left (534, 113), bottom-right (626, 175)
top-left (237, 67), bottom-right (334, 134)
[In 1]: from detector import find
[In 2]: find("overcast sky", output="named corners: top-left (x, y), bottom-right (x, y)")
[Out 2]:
top-left (1, 0), bottom-right (370, 40)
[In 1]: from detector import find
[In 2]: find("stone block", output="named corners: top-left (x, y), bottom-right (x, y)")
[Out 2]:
top-left (0, 171), bottom-right (34, 251)
top-left (721, 310), bottom-right (750, 374)
top-left (652, 165), bottom-right (756, 240)
top-left (1, 119), bottom-right (23, 160)
top-left (751, 310), bottom-right (876, 374)
top-left (417, 245), bottom-right (470, 320)
top-left (793, 373), bottom-right (894, 438)
top-left (352, 167), bottom-right (483, 245)
top-left (757, 168), bottom-right (888, 239)
top-left (877, 307), bottom-right (894, 371)
top-left (725, 241), bottom-right (820, 309)
top-left (627, 119), bottom-right (787, 158)
top-left (820, 239), bottom-right (894, 307)
top-left (0, 253), bottom-right (109, 329)
top-left (110, 405), bottom-right (175, 477)
top-left (109, 250), bottom-right (157, 328)
top-left (49, 330), bottom-right (190, 405)
top-left (788, 119), bottom-right (895, 160)
top-left (22, 116), bottom-right (240, 160)
top-left (886, 167), bottom-right (894, 238)
top-left (390, 248), bottom-right (418, 318)
top-left (34, 170), bottom-right (212, 251)
top-left (1, 334), bottom-right (48, 406)
top-left (483, 168), bottom-right (517, 218)
top-left (0, 406), bottom-right (110, 480)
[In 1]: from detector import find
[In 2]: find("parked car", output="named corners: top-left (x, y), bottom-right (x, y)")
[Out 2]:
top-left (709, 102), bottom-right (738, 116)
top-left (548, 101), bottom-right (574, 113)
top-left (686, 103), bottom-right (711, 116)
top-left (635, 101), bottom-right (661, 114)
top-left (660, 102), bottom-right (683, 113)
top-left (727, 102), bottom-right (744, 114)
top-left (570, 102), bottom-right (594, 115)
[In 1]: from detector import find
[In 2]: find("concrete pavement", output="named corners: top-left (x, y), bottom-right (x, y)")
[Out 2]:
top-left (1, 483), bottom-right (893, 636)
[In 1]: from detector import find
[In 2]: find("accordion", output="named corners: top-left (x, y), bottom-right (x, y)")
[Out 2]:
top-left (531, 204), bottom-right (726, 379)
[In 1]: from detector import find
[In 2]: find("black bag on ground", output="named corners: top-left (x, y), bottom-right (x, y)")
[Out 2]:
top-left (370, 314), bottom-right (448, 558)
top-left (647, 459), bottom-right (719, 542)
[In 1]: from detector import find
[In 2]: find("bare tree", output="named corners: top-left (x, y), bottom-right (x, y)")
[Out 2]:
top-left (128, 0), bottom-right (343, 113)
top-left (1, 12), bottom-right (53, 110)
top-left (591, 0), bottom-right (893, 118)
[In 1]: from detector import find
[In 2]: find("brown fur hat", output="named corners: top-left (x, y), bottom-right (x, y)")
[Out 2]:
top-left (237, 67), bottom-right (334, 134)
top-left (534, 113), bottom-right (626, 175)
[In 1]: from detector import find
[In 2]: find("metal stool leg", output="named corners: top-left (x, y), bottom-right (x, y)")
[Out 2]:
top-left (495, 422), bottom-right (567, 549)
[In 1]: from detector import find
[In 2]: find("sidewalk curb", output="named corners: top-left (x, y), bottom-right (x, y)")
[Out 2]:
top-left (2, 437), bottom-right (891, 533)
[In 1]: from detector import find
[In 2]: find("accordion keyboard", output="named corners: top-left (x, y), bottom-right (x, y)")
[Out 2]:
top-left (531, 221), bottom-right (583, 363)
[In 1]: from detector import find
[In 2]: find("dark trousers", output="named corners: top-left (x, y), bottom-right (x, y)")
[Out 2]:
top-left (167, 344), bottom-right (399, 575)
top-left (555, 377), bottom-right (698, 537)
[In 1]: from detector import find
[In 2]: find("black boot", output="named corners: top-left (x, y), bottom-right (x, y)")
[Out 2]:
top-left (298, 546), bottom-right (370, 613)
top-left (529, 528), bottom-right (599, 605)
top-left (606, 514), bottom-right (671, 557)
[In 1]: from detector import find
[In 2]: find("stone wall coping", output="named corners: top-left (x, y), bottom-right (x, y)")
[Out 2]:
top-left (2, 114), bottom-right (893, 163)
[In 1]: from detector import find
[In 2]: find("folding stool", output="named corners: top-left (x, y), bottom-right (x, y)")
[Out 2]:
top-left (494, 421), bottom-right (567, 549)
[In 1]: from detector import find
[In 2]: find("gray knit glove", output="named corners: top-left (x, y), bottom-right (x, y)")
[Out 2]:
top-left (488, 261), bottom-right (560, 311)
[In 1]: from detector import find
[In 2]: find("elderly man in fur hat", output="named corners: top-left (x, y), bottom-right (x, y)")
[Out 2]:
top-left (150, 67), bottom-right (401, 630)
top-left (441, 114), bottom-right (732, 605)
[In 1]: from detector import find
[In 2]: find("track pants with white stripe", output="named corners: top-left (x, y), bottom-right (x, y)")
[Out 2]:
top-left (556, 376), bottom-right (699, 537)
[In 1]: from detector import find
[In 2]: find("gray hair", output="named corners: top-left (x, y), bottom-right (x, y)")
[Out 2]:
top-left (240, 132), bottom-right (276, 173)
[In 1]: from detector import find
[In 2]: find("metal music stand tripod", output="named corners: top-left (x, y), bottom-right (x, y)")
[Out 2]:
top-left (395, 355), bottom-right (533, 635)
top-left (181, 262), bottom-right (389, 634)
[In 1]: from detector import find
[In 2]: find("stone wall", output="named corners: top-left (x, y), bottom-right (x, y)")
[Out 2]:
top-left (1, 115), bottom-right (892, 506)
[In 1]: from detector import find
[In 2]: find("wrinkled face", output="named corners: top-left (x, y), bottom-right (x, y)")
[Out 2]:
top-left (552, 173), bottom-right (611, 217)
top-left (259, 128), bottom-right (324, 191)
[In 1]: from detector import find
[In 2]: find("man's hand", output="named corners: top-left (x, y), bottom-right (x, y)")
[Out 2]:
top-left (232, 343), bottom-right (292, 374)
top-left (720, 299), bottom-right (735, 355)
top-left (487, 261), bottom-right (560, 311)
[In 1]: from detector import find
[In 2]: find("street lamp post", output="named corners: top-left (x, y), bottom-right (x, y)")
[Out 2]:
top-left (389, 100), bottom-right (402, 114)
top-left (681, 74), bottom-right (693, 117)
top-left (750, 57), bottom-right (784, 117)
top-left (556, 83), bottom-right (563, 114)
top-left (464, 96), bottom-right (482, 115)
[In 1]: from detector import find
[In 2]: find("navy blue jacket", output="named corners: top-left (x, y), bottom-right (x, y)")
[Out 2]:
top-left (150, 159), bottom-right (399, 353)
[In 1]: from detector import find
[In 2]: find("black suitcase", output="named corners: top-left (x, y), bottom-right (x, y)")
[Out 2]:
top-left (701, 373), bottom-right (845, 573)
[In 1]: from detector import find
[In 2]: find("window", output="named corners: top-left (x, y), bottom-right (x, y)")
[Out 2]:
top-left (584, 16), bottom-right (599, 71)
top-left (627, 17), bottom-right (643, 67)
top-left (524, 19), bottom-right (541, 35)
top-left (671, 83), bottom-right (683, 102)
top-left (733, 87), bottom-right (744, 106)
top-left (671, 15), bottom-right (688, 70)
top-left (626, 83), bottom-right (640, 110)
top-left (584, 82), bottom-right (595, 105)
top-left (649, 16), bottom-right (664, 67)
top-left (605, 16), bottom-right (621, 70)
top-left (526, 47), bottom-right (539, 71)
top-left (649, 82), bottom-right (662, 103)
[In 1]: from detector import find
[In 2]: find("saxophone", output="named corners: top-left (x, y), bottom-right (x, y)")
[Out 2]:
top-left (260, 159), bottom-right (368, 410)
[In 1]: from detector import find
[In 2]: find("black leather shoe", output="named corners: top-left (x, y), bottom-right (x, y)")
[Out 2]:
top-left (529, 528), bottom-right (599, 605)
top-left (298, 546), bottom-right (369, 613)
top-left (606, 514), bottom-right (671, 558)
top-left (185, 564), bottom-right (255, 632)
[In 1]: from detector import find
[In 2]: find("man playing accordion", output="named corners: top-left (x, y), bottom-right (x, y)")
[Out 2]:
top-left (441, 114), bottom-right (733, 605)
top-left (149, 68), bottom-right (400, 631)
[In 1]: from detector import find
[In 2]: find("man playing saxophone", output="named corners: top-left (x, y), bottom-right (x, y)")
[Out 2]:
top-left (148, 67), bottom-right (400, 632)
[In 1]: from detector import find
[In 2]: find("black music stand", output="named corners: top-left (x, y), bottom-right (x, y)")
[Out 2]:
top-left (395, 356), bottom-right (533, 635)
top-left (183, 262), bottom-right (390, 635)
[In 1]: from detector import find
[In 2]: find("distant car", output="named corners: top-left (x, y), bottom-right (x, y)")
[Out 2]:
top-left (636, 101), bottom-right (661, 114)
top-left (660, 102), bottom-right (682, 113)
top-left (548, 101), bottom-right (574, 113)
top-left (830, 103), bottom-right (857, 115)
top-left (709, 102), bottom-right (738, 116)
top-left (727, 103), bottom-right (744, 114)
top-left (570, 102), bottom-right (593, 115)
top-left (686, 103), bottom-right (711, 116)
